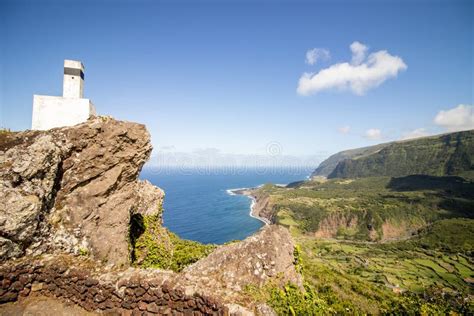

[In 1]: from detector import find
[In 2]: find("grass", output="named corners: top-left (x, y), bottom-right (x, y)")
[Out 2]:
top-left (327, 130), bottom-right (474, 178)
top-left (252, 174), bottom-right (474, 314)
top-left (130, 213), bottom-right (215, 272)
top-left (258, 176), bottom-right (474, 242)
top-left (292, 235), bottom-right (472, 313)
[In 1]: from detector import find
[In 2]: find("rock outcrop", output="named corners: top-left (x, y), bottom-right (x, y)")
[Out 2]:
top-left (177, 225), bottom-right (302, 304)
top-left (0, 117), bottom-right (302, 315)
top-left (0, 117), bottom-right (162, 266)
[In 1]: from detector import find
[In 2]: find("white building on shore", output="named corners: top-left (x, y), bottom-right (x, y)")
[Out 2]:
top-left (32, 60), bottom-right (96, 130)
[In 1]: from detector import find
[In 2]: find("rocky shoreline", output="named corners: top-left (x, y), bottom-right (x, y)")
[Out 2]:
top-left (227, 187), bottom-right (272, 225)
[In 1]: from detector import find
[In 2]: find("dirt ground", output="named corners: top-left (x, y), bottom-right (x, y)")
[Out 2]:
top-left (0, 294), bottom-right (97, 316)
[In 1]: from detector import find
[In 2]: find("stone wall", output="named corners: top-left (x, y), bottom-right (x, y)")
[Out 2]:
top-left (0, 256), bottom-right (228, 315)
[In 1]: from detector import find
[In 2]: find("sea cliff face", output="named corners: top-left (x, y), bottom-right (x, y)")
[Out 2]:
top-left (310, 143), bottom-right (388, 178)
top-left (313, 130), bottom-right (474, 179)
top-left (0, 117), bottom-right (301, 315)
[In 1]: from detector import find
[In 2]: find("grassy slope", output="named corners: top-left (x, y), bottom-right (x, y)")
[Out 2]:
top-left (328, 130), bottom-right (474, 179)
top-left (130, 213), bottom-right (215, 272)
top-left (311, 143), bottom-right (389, 177)
top-left (262, 176), bottom-right (473, 241)
top-left (253, 176), bottom-right (474, 314)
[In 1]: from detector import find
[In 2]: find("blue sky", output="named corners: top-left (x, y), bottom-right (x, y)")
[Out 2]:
top-left (1, 0), bottom-right (472, 161)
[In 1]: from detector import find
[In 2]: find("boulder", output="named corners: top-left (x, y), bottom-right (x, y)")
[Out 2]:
top-left (177, 225), bottom-right (302, 304)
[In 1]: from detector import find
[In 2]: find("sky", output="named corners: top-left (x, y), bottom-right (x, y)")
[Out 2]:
top-left (1, 0), bottom-right (473, 165)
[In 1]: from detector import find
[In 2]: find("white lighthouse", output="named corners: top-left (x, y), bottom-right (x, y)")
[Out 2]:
top-left (63, 59), bottom-right (85, 98)
top-left (32, 59), bottom-right (96, 130)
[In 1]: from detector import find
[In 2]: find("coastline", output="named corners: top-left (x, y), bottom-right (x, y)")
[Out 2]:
top-left (226, 187), bottom-right (272, 225)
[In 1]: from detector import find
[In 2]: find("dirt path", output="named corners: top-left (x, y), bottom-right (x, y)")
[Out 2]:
top-left (0, 294), bottom-right (97, 316)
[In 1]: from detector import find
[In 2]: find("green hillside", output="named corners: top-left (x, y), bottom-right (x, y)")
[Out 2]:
top-left (261, 175), bottom-right (474, 242)
top-left (311, 143), bottom-right (389, 177)
top-left (254, 130), bottom-right (474, 314)
top-left (251, 176), bottom-right (474, 314)
top-left (327, 130), bottom-right (474, 179)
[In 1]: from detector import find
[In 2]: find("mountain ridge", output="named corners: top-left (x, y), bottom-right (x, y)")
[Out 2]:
top-left (311, 129), bottom-right (474, 179)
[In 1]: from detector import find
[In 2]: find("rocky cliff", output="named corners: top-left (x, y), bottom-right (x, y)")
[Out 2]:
top-left (0, 116), bottom-right (162, 266)
top-left (0, 117), bottom-right (301, 315)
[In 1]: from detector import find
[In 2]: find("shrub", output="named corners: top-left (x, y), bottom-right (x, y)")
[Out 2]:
top-left (130, 213), bottom-right (215, 272)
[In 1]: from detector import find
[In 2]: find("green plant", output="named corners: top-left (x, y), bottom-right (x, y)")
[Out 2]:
top-left (266, 282), bottom-right (343, 315)
top-left (78, 247), bottom-right (89, 256)
top-left (293, 244), bottom-right (303, 273)
top-left (130, 213), bottom-right (215, 272)
top-left (252, 174), bottom-right (474, 314)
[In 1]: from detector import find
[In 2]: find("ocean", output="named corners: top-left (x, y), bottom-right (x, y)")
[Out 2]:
top-left (140, 167), bottom-right (313, 244)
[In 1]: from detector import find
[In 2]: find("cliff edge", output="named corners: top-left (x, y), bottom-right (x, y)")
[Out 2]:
top-left (0, 116), bottom-right (162, 266)
top-left (0, 117), bottom-right (301, 315)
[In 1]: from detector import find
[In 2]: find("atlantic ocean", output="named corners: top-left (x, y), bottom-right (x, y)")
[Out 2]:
top-left (140, 167), bottom-right (313, 244)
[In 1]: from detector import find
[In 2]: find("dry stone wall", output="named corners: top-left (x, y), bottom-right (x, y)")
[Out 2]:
top-left (0, 256), bottom-right (228, 315)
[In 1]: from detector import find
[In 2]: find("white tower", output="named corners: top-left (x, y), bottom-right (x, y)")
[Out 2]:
top-left (63, 60), bottom-right (85, 98)
top-left (32, 59), bottom-right (96, 130)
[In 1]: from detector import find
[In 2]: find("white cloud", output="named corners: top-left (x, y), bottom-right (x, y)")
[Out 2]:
top-left (350, 41), bottom-right (368, 65)
top-left (365, 128), bottom-right (382, 140)
top-left (305, 48), bottom-right (330, 65)
top-left (338, 126), bottom-right (351, 134)
top-left (401, 128), bottom-right (430, 140)
top-left (434, 104), bottom-right (474, 132)
top-left (297, 41), bottom-right (407, 96)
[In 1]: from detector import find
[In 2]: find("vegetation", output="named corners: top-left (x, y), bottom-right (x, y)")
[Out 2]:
top-left (296, 231), bottom-right (472, 313)
top-left (129, 213), bottom-right (215, 272)
top-left (256, 282), bottom-right (331, 315)
top-left (127, 130), bottom-right (474, 312)
top-left (248, 220), bottom-right (474, 314)
top-left (0, 127), bottom-right (42, 152)
top-left (389, 218), bottom-right (474, 254)
top-left (0, 127), bottom-right (14, 151)
top-left (293, 244), bottom-right (303, 274)
top-left (252, 172), bottom-right (474, 314)
top-left (78, 247), bottom-right (89, 256)
top-left (258, 175), bottom-right (473, 241)
top-left (311, 142), bottom-right (390, 177)
top-left (328, 130), bottom-right (474, 178)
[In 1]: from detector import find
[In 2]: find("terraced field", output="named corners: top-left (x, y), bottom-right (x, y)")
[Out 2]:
top-left (298, 237), bottom-right (473, 294)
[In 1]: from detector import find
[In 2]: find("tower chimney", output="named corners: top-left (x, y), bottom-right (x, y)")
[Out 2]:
top-left (63, 59), bottom-right (84, 98)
